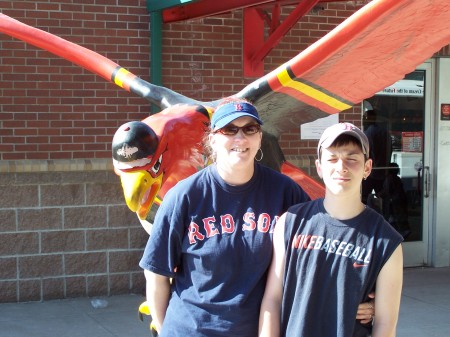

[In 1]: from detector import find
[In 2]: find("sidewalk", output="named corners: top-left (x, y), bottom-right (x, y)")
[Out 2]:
top-left (0, 294), bottom-right (149, 337)
top-left (398, 266), bottom-right (450, 336)
top-left (0, 267), bottom-right (449, 336)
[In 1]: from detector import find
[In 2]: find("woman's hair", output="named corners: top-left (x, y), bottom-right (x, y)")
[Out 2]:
top-left (202, 129), bottom-right (215, 162)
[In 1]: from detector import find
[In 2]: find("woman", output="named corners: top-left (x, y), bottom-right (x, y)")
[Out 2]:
top-left (139, 99), bottom-right (373, 337)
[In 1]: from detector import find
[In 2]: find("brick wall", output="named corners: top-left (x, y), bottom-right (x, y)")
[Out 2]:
top-left (0, 0), bottom-right (153, 303)
top-left (0, 1), bottom-right (368, 162)
top-left (0, 159), bottom-right (146, 302)
top-left (3, 1), bottom-right (449, 303)
top-left (0, 0), bottom-right (366, 303)
top-left (159, 3), bottom-right (367, 178)
top-left (0, 0), bottom-right (152, 161)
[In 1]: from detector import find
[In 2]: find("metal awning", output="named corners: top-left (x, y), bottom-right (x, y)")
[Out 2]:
top-left (146, 0), bottom-right (352, 77)
top-left (147, 0), bottom-right (348, 22)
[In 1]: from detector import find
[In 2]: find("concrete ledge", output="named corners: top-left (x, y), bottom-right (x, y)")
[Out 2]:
top-left (0, 159), bottom-right (113, 173)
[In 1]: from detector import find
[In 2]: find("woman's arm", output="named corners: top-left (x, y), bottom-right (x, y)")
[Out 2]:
top-left (144, 269), bottom-right (171, 333)
top-left (372, 245), bottom-right (403, 337)
top-left (259, 213), bottom-right (288, 337)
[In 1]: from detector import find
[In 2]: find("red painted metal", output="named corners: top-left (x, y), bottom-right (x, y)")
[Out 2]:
top-left (243, 8), bottom-right (265, 77)
top-left (162, 0), bottom-right (274, 23)
top-left (255, 7), bottom-right (272, 27)
top-left (161, 0), bottom-right (349, 23)
top-left (269, 4), bottom-right (280, 33)
top-left (162, 0), bottom-right (348, 77)
top-left (247, 0), bottom-right (320, 77)
top-left (3, 0), bottom-right (450, 213)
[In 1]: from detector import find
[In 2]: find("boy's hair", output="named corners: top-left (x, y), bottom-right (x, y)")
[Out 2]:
top-left (318, 134), bottom-right (367, 160)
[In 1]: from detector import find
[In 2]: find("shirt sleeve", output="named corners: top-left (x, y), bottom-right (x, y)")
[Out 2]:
top-left (139, 187), bottom-right (185, 278)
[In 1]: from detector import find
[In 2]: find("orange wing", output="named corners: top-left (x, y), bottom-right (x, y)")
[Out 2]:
top-left (237, 0), bottom-right (450, 136)
top-left (2, 0), bottom-right (450, 203)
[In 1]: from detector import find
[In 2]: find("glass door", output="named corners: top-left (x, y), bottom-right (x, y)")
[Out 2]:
top-left (362, 62), bottom-right (434, 267)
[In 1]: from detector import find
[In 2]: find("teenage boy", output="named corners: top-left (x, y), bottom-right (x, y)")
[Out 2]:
top-left (259, 122), bottom-right (403, 337)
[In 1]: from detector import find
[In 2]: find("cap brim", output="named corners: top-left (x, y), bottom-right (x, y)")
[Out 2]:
top-left (318, 130), bottom-right (368, 157)
top-left (213, 113), bottom-right (263, 130)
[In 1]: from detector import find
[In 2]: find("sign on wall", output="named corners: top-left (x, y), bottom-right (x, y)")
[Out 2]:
top-left (300, 114), bottom-right (339, 140)
top-left (377, 78), bottom-right (424, 97)
top-left (441, 103), bottom-right (450, 120)
top-left (402, 131), bottom-right (423, 152)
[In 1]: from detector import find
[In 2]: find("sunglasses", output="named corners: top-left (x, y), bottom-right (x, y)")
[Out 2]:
top-left (214, 124), bottom-right (261, 136)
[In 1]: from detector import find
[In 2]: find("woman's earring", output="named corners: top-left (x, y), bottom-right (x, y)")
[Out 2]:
top-left (255, 148), bottom-right (264, 162)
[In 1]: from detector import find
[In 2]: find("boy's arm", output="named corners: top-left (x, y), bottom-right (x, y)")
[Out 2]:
top-left (144, 269), bottom-right (171, 333)
top-left (259, 213), bottom-right (287, 337)
top-left (372, 244), bottom-right (403, 337)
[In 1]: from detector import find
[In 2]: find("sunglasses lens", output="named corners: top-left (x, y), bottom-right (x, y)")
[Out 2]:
top-left (243, 125), bottom-right (260, 134)
top-left (220, 126), bottom-right (239, 135)
top-left (216, 124), bottom-right (260, 135)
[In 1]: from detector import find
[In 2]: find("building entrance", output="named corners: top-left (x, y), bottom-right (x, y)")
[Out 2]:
top-left (363, 62), bottom-right (434, 267)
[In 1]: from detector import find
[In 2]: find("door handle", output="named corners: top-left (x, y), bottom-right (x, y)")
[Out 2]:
top-left (424, 166), bottom-right (430, 198)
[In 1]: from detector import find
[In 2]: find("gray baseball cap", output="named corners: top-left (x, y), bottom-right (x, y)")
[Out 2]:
top-left (317, 122), bottom-right (369, 158)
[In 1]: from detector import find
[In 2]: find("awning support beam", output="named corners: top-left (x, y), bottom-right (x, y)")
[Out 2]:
top-left (244, 0), bottom-right (320, 77)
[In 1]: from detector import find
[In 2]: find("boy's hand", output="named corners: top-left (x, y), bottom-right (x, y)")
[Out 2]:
top-left (356, 292), bottom-right (375, 324)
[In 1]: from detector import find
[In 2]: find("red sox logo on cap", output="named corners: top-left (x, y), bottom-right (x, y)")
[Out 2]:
top-left (341, 122), bottom-right (355, 131)
top-left (235, 103), bottom-right (243, 111)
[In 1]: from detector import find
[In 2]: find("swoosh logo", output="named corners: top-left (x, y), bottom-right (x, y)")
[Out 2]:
top-left (353, 262), bottom-right (369, 268)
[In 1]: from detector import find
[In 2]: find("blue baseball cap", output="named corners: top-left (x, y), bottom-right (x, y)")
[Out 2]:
top-left (211, 102), bottom-right (263, 131)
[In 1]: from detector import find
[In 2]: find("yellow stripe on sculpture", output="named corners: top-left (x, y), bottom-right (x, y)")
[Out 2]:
top-left (277, 69), bottom-right (352, 111)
